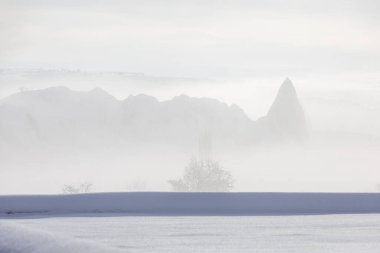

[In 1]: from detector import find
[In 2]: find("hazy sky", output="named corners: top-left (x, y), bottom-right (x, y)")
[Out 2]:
top-left (1, 0), bottom-right (380, 80)
top-left (1, 1), bottom-right (380, 194)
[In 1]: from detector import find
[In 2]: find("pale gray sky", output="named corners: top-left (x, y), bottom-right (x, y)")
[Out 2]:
top-left (1, 1), bottom-right (380, 194)
top-left (1, 0), bottom-right (380, 79)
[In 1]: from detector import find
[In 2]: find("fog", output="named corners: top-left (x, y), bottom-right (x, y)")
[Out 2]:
top-left (0, 1), bottom-right (379, 194)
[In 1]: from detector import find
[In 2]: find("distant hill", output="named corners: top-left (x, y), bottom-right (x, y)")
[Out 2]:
top-left (0, 79), bottom-right (308, 149)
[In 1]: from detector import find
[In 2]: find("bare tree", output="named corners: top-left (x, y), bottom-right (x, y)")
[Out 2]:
top-left (62, 182), bottom-right (93, 194)
top-left (169, 158), bottom-right (234, 192)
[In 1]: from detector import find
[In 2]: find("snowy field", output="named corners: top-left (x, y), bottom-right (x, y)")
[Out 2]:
top-left (1, 214), bottom-right (380, 253)
top-left (2, 192), bottom-right (380, 215)
top-left (1, 192), bottom-right (380, 252)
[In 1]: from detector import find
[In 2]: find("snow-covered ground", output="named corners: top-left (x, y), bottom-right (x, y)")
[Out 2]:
top-left (1, 192), bottom-right (380, 252)
top-left (0, 221), bottom-right (122, 253)
top-left (1, 214), bottom-right (380, 253)
top-left (2, 192), bottom-right (380, 216)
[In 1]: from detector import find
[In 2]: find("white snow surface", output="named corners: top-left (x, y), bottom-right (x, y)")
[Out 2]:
top-left (1, 215), bottom-right (380, 253)
top-left (0, 221), bottom-right (122, 253)
top-left (1, 192), bottom-right (380, 216)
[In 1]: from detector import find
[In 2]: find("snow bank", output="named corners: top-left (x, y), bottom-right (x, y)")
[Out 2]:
top-left (1, 192), bottom-right (380, 216)
top-left (0, 221), bottom-right (121, 253)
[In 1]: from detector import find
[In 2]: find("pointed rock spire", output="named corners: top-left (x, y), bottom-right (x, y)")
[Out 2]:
top-left (266, 78), bottom-right (308, 141)
top-left (277, 77), bottom-right (296, 95)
